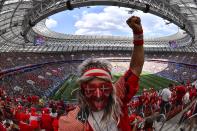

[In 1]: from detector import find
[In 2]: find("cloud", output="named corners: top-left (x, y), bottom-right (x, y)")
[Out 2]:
top-left (46, 18), bottom-right (58, 28)
top-left (132, 11), bottom-right (178, 37)
top-left (74, 6), bottom-right (131, 36)
top-left (74, 6), bottom-right (178, 37)
top-left (75, 29), bottom-right (112, 35)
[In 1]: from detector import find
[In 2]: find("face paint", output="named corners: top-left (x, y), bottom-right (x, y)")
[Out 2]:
top-left (81, 82), bottom-right (113, 111)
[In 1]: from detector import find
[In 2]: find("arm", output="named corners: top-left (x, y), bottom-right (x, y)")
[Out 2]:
top-left (126, 16), bottom-right (144, 77)
top-left (115, 16), bottom-right (144, 103)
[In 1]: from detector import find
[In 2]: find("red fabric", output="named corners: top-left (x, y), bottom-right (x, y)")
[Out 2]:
top-left (176, 86), bottom-right (186, 100)
top-left (190, 88), bottom-right (196, 99)
top-left (133, 31), bottom-right (144, 45)
top-left (42, 108), bottom-right (50, 114)
top-left (0, 123), bottom-right (6, 131)
top-left (19, 112), bottom-right (29, 122)
top-left (129, 113), bottom-right (137, 122)
top-left (27, 96), bottom-right (32, 103)
top-left (84, 68), bottom-right (110, 74)
top-left (30, 120), bottom-right (39, 129)
top-left (41, 114), bottom-right (53, 131)
top-left (138, 95), bottom-right (144, 106)
top-left (133, 40), bottom-right (144, 45)
top-left (29, 113), bottom-right (40, 129)
top-left (15, 111), bottom-right (20, 120)
top-left (150, 92), bottom-right (157, 104)
top-left (116, 69), bottom-right (139, 131)
top-left (19, 121), bottom-right (33, 131)
top-left (59, 69), bottom-right (139, 131)
top-left (85, 72), bottom-right (109, 77)
top-left (31, 96), bottom-right (39, 103)
top-left (52, 118), bottom-right (59, 131)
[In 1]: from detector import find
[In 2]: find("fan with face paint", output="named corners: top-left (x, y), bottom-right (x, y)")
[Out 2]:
top-left (81, 78), bottom-right (113, 111)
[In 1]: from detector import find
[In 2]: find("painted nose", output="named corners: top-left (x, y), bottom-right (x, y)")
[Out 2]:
top-left (96, 88), bottom-right (102, 98)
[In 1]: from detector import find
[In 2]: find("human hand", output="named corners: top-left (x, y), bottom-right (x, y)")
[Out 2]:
top-left (126, 16), bottom-right (143, 34)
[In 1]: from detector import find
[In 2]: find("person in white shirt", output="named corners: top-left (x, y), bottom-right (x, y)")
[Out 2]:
top-left (183, 91), bottom-right (190, 105)
top-left (159, 84), bottom-right (173, 114)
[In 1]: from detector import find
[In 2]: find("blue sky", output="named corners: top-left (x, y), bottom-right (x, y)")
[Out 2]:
top-left (46, 6), bottom-right (179, 38)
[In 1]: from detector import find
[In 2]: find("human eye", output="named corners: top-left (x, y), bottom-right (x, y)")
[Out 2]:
top-left (101, 84), bottom-right (112, 92)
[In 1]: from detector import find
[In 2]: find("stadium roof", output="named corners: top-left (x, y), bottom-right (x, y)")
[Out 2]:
top-left (0, 0), bottom-right (197, 52)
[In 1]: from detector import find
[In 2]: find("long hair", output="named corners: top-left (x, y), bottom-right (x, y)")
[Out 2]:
top-left (77, 58), bottom-right (122, 124)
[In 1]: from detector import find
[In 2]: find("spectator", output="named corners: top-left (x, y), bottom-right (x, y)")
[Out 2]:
top-left (40, 108), bottom-right (53, 131)
top-left (160, 84), bottom-right (172, 114)
top-left (183, 90), bottom-right (190, 105)
top-left (143, 117), bottom-right (154, 131)
top-left (59, 16), bottom-right (144, 131)
top-left (189, 85), bottom-right (197, 101)
top-left (176, 84), bottom-right (186, 107)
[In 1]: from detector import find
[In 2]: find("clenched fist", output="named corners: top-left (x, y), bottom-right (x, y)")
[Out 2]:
top-left (126, 16), bottom-right (143, 34)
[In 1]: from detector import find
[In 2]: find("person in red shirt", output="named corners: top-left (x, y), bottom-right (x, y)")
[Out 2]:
top-left (137, 88), bottom-right (147, 117)
top-left (27, 96), bottom-right (32, 104)
top-left (59, 16), bottom-right (144, 131)
top-left (19, 121), bottom-right (33, 131)
top-left (29, 107), bottom-right (40, 130)
top-left (52, 111), bottom-right (62, 131)
top-left (176, 85), bottom-right (186, 106)
top-left (189, 86), bottom-right (197, 101)
top-left (0, 123), bottom-right (6, 131)
top-left (150, 88), bottom-right (158, 114)
top-left (40, 108), bottom-right (53, 131)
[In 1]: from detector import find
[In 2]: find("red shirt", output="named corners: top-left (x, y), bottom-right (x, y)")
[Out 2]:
top-left (59, 69), bottom-right (139, 131)
top-left (20, 112), bottom-right (30, 122)
top-left (52, 118), bottom-right (59, 131)
top-left (0, 123), bottom-right (6, 131)
top-left (190, 88), bottom-right (196, 99)
top-left (19, 121), bottom-right (33, 131)
top-left (29, 113), bottom-right (40, 129)
top-left (176, 86), bottom-right (186, 100)
top-left (41, 113), bottom-right (53, 131)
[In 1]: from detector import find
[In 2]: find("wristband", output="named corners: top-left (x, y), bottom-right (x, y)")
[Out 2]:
top-left (133, 30), bottom-right (144, 45)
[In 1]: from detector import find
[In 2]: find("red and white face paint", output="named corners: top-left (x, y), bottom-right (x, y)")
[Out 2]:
top-left (81, 81), bottom-right (113, 111)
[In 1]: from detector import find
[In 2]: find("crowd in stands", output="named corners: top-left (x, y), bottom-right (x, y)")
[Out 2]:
top-left (147, 53), bottom-right (197, 65)
top-left (0, 79), bottom-right (196, 131)
top-left (0, 63), bottom-right (78, 97)
top-left (0, 52), bottom-right (196, 130)
top-left (0, 87), bottom-right (74, 131)
top-left (128, 82), bottom-right (197, 130)
top-left (143, 61), bottom-right (196, 83)
top-left (0, 52), bottom-right (196, 71)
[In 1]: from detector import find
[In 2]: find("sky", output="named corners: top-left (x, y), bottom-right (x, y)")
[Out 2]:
top-left (46, 6), bottom-right (179, 38)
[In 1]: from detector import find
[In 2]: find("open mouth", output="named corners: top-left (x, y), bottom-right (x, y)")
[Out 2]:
top-left (94, 100), bottom-right (105, 109)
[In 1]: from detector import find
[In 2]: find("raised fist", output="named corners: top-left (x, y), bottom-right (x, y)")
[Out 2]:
top-left (126, 16), bottom-right (143, 34)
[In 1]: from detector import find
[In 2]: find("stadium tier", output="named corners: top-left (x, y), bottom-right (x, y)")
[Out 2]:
top-left (0, 0), bottom-right (197, 131)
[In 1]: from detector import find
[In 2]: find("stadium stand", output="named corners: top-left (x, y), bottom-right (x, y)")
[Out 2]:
top-left (0, 0), bottom-right (197, 131)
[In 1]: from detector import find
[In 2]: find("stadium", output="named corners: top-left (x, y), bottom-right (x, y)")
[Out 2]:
top-left (0, 0), bottom-right (197, 131)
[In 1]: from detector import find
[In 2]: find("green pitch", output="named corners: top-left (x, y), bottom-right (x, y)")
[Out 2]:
top-left (52, 72), bottom-right (179, 100)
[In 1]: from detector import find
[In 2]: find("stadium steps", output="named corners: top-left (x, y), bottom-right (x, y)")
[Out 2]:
top-left (154, 99), bottom-right (197, 131)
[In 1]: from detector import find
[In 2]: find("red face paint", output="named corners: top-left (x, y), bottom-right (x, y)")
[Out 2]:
top-left (81, 82), bottom-right (113, 111)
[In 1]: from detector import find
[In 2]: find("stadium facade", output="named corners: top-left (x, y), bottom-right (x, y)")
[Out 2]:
top-left (0, 0), bottom-right (197, 53)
